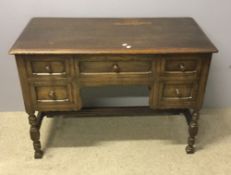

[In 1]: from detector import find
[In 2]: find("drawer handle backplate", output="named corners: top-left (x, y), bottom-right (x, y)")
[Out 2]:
top-left (175, 88), bottom-right (181, 97)
top-left (45, 65), bottom-right (52, 73)
top-left (179, 64), bottom-right (185, 72)
top-left (48, 90), bottom-right (56, 100)
top-left (112, 64), bottom-right (120, 73)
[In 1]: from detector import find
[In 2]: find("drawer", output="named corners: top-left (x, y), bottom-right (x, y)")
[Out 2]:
top-left (79, 60), bottom-right (153, 86)
top-left (157, 80), bottom-right (198, 108)
top-left (35, 86), bottom-right (70, 103)
top-left (160, 55), bottom-right (202, 77)
top-left (80, 61), bottom-right (152, 74)
top-left (25, 56), bottom-right (71, 77)
top-left (30, 81), bottom-right (81, 111)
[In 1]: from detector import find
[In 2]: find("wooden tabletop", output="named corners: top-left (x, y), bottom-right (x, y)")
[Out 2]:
top-left (9, 17), bottom-right (218, 55)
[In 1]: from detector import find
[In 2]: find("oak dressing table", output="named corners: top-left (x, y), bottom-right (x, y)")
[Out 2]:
top-left (9, 18), bottom-right (218, 158)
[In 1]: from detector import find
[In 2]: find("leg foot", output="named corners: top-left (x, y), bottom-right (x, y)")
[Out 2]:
top-left (34, 150), bottom-right (43, 159)
top-left (185, 110), bottom-right (199, 154)
top-left (185, 145), bottom-right (194, 154)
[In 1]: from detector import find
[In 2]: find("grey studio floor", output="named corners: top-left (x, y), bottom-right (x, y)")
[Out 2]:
top-left (1, 108), bottom-right (231, 175)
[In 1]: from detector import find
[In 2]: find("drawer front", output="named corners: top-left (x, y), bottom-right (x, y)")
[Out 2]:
top-left (30, 81), bottom-right (81, 111)
top-left (160, 55), bottom-right (202, 78)
top-left (80, 61), bottom-right (151, 74)
top-left (157, 81), bottom-right (198, 108)
top-left (26, 56), bottom-right (71, 77)
top-left (78, 58), bottom-right (153, 86)
top-left (35, 86), bottom-right (70, 103)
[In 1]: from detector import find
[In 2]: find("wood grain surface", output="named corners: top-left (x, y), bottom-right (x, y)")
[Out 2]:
top-left (9, 18), bottom-right (218, 55)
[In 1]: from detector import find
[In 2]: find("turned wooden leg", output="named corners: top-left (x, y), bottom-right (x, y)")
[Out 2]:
top-left (36, 112), bottom-right (45, 129)
top-left (183, 109), bottom-right (192, 126)
top-left (28, 112), bottom-right (43, 159)
top-left (186, 110), bottom-right (199, 154)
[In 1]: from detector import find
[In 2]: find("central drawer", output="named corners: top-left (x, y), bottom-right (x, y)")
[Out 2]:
top-left (80, 61), bottom-right (151, 74)
top-left (77, 55), bottom-right (154, 86)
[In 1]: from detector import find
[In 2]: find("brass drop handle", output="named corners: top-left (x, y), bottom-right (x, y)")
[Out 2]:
top-left (175, 88), bottom-right (180, 96)
top-left (179, 63), bottom-right (185, 72)
top-left (48, 90), bottom-right (56, 100)
top-left (45, 64), bottom-right (52, 73)
top-left (112, 64), bottom-right (120, 73)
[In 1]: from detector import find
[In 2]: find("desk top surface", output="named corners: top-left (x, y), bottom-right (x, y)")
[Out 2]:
top-left (10, 17), bottom-right (218, 55)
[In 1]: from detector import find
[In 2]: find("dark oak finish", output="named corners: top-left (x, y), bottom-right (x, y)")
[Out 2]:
top-left (80, 61), bottom-right (151, 74)
top-left (10, 18), bottom-right (217, 158)
top-left (45, 107), bottom-right (185, 118)
top-left (28, 112), bottom-right (43, 158)
top-left (10, 18), bottom-right (217, 55)
top-left (186, 110), bottom-right (200, 153)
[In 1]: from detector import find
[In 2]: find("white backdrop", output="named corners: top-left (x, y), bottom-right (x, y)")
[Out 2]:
top-left (0, 0), bottom-right (230, 111)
